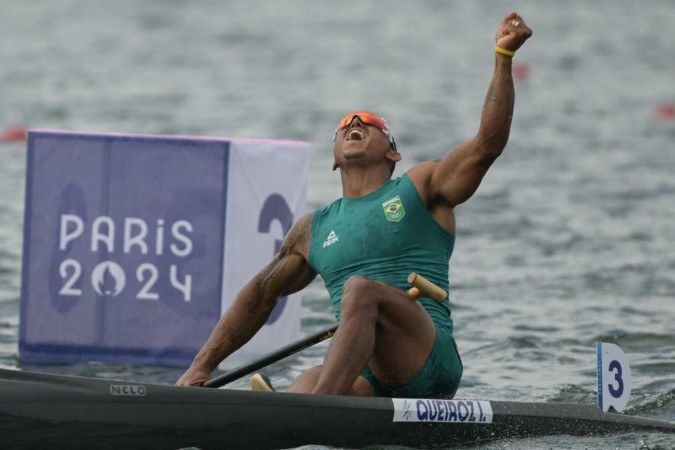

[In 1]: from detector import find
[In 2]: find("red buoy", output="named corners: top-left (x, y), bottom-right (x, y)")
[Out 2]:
top-left (2, 125), bottom-right (27, 142)
top-left (512, 61), bottom-right (530, 81)
top-left (654, 103), bottom-right (675, 120)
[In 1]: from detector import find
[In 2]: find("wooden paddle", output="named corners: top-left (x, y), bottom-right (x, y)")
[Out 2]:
top-left (203, 273), bottom-right (447, 388)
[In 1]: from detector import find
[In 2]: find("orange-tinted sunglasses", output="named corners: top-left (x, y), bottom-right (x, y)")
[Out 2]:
top-left (332, 111), bottom-right (397, 150)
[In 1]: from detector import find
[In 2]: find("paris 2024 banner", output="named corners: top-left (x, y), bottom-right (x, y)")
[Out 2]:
top-left (20, 130), bottom-right (309, 367)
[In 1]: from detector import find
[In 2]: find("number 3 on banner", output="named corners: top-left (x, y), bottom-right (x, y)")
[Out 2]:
top-left (597, 342), bottom-right (632, 412)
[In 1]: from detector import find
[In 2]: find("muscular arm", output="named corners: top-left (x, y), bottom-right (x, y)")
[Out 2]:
top-left (409, 12), bottom-right (532, 208)
top-left (176, 213), bottom-right (316, 386)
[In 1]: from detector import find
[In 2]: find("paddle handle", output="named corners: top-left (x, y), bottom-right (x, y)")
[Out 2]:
top-left (407, 272), bottom-right (448, 302)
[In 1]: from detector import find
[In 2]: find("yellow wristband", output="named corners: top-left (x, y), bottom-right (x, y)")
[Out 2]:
top-left (495, 46), bottom-right (516, 57)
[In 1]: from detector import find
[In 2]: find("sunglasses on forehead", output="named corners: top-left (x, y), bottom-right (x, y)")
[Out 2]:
top-left (332, 111), bottom-right (397, 150)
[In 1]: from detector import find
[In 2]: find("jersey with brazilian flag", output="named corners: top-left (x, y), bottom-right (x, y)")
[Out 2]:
top-left (308, 175), bottom-right (456, 332)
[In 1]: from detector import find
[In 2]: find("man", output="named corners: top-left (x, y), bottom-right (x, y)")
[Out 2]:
top-left (177, 12), bottom-right (532, 397)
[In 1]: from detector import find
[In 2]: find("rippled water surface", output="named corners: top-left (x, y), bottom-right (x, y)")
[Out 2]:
top-left (1, 1), bottom-right (674, 448)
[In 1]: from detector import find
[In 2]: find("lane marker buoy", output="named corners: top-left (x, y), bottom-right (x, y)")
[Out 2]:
top-left (654, 102), bottom-right (675, 120)
top-left (2, 125), bottom-right (27, 142)
top-left (512, 61), bottom-right (530, 81)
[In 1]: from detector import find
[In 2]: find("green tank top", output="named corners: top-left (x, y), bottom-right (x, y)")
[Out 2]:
top-left (308, 175), bottom-right (455, 332)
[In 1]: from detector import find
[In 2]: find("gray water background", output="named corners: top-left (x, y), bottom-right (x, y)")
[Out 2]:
top-left (1, 1), bottom-right (674, 448)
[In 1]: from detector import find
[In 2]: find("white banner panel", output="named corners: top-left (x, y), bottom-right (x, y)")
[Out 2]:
top-left (220, 139), bottom-right (309, 367)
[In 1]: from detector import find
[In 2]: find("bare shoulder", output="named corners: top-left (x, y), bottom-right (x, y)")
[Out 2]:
top-left (405, 160), bottom-right (439, 202)
top-left (280, 212), bottom-right (314, 259)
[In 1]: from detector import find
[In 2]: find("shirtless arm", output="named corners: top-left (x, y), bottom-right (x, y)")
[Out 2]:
top-left (176, 213), bottom-right (316, 387)
top-left (408, 12), bottom-right (533, 208)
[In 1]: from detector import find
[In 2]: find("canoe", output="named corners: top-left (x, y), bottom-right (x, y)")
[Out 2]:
top-left (0, 368), bottom-right (673, 449)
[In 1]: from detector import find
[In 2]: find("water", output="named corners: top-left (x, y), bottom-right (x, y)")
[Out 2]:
top-left (1, 0), bottom-right (674, 448)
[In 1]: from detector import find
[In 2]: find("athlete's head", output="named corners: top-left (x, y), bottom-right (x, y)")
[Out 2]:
top-left (332, 111), bottom-right (398, 176)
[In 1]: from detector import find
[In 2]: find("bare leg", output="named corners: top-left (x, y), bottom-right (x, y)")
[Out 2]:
top-left (289, 366), bottom-right (374, 396)
top-left (288, 366), bottom-right (321, 393)
top-left (311, 276), bottom-right (436, 395)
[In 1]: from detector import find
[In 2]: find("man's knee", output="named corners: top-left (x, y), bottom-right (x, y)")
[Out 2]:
top-left (341, 276), bottom-right (382, 313)
top-left (343, 275), bottom-right (371, 296)
top-left (341, 276), bottom-right (402, 322)
top-left (343, 275), bottom-right (391, 297)
top-left (342, 275), bottom-right (386, 304)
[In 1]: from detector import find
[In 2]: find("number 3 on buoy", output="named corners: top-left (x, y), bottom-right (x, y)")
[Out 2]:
top-left (597, 342), bottom-right (632, 412)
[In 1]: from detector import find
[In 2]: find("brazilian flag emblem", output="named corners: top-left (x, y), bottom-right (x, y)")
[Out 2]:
top-left (382, 195), bottom-right (405, 222)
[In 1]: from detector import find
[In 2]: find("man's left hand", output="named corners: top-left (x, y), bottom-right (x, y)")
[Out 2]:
top-left (496, 11), bottom-right (533, 52)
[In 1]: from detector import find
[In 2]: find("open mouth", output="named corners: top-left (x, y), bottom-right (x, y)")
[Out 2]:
top-left (346, 129), bottom-right (365, 141)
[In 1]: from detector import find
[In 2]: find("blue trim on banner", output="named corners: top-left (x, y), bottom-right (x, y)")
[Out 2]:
top-left (24, 130), bottom-right (234, 147)
top-left (19, 342), bottom-right (197, 367)
top-left (19, 132), bottom-right (37, 346)
top-left (19, 130), bottom-right (234, 366)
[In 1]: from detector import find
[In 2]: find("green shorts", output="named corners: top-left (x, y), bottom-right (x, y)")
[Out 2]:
top-left (361, 323), bottom-right (463, 398)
